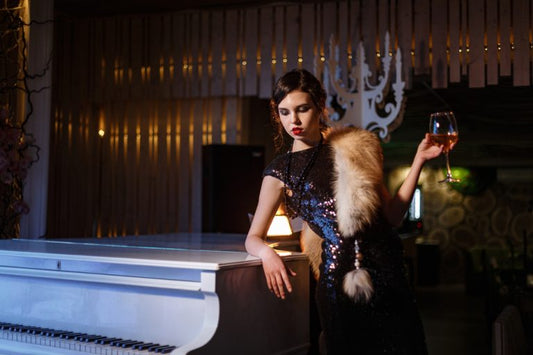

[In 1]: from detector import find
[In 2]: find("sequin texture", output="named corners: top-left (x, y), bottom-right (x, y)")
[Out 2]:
top-left (263, 142), bottom-right (428, 355)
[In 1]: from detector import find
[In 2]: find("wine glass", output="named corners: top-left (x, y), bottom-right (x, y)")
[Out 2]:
top-left (429, 111), bottom-right (460, 183)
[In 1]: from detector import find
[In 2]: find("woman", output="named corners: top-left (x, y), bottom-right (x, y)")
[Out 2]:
top-left (245, 68), bottom-right (442, 354)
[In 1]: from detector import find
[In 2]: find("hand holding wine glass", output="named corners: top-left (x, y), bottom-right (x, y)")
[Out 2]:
top-left (429, 111), bottom-right (460, 183)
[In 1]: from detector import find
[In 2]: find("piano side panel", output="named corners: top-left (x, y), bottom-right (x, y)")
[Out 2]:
top-left (0, 272), bottom-right (217, 348)
top-left (191, 257), bottom-right (310, 355)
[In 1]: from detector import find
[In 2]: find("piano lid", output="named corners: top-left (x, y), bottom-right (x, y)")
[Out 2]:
top-left (50, 232), bottom-right (251, 252)
top-left (0, 233), bottom-right (305, 288)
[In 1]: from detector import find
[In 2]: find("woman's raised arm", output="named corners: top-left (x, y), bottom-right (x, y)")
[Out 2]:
top-left (382, 133), bottom-right (443, 226)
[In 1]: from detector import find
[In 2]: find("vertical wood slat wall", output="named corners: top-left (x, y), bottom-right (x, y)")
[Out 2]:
top-left (49, 0), bottom-right (533, 237)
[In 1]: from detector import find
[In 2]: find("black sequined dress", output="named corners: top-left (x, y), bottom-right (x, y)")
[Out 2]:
top-left (264, 142), bottom-right (428, 355)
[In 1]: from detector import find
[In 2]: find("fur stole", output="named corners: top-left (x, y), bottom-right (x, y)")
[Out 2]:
top-left (300, 223), bottom-right (324, 280)
top-left (327, 126), bottom-right (383, 236)
top-left (301, 126), bottom-right (383, 302)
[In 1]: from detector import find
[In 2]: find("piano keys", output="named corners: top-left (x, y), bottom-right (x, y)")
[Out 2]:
top-left (0, 233), bottom-right (310, 354)
top-left (0, 321), bottom-right (177, 353)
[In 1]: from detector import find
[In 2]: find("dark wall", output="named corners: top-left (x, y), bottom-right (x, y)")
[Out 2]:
top-left (382, 77), bottom-right (533, 169)
top-left (202, 144), bottom-right (265, 234)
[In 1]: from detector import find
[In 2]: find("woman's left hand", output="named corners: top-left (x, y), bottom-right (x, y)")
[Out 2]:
top-left (416, 133), bottom-right (445, 163)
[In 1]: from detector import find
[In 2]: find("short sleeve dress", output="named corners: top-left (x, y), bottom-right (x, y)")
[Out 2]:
top-left (264, 141), bottom-right (428, 355)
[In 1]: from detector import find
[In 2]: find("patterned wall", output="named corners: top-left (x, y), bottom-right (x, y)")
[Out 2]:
top-left (388, 167), bottom-right (533, 284)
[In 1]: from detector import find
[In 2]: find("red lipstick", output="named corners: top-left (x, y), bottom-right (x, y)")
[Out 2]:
top-left (292, 127), bottom-right (303, 135)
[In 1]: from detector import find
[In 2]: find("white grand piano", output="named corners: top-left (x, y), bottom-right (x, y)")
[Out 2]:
top-left (0, 234), bottom-right (309, 355)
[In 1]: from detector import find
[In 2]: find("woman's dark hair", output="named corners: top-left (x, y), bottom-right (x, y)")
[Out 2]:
top-left (270, 68), bottom-right (329, 151)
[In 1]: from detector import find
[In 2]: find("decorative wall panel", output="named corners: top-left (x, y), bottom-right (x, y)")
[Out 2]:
top-left (50, 0), bottom-right (533, 236)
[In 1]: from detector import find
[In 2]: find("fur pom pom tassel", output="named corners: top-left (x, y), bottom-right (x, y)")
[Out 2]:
top-left (343, 268), bottom-right (374, 303)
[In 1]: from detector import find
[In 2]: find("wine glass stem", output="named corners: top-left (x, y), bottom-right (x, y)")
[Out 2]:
top-left (444, 151), bottom-right (453, 178)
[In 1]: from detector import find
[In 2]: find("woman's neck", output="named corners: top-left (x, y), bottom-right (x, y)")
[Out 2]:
top-left (291, 134), bottom-right (322, 152)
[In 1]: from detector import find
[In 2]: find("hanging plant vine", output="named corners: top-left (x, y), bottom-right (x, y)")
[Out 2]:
top-left (0, 1), bottom-right (45, 238)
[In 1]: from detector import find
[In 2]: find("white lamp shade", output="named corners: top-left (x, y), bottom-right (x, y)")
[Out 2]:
top-left (266, 215), bottom-right (293, 237)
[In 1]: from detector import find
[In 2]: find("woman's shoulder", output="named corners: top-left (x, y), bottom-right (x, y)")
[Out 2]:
top-left (324, 125), bottom-right (380, 146)
top-left (263, 152), bottom-right (288, 179)
top-left (324, 125), bottom-right (383, 164)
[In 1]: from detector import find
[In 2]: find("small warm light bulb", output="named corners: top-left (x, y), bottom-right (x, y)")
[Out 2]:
top-left (98, 129), bottom-right (105, 137)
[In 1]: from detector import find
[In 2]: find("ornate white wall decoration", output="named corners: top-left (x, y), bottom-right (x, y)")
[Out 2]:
top-left (322, 32), bottom-right (405, 142)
